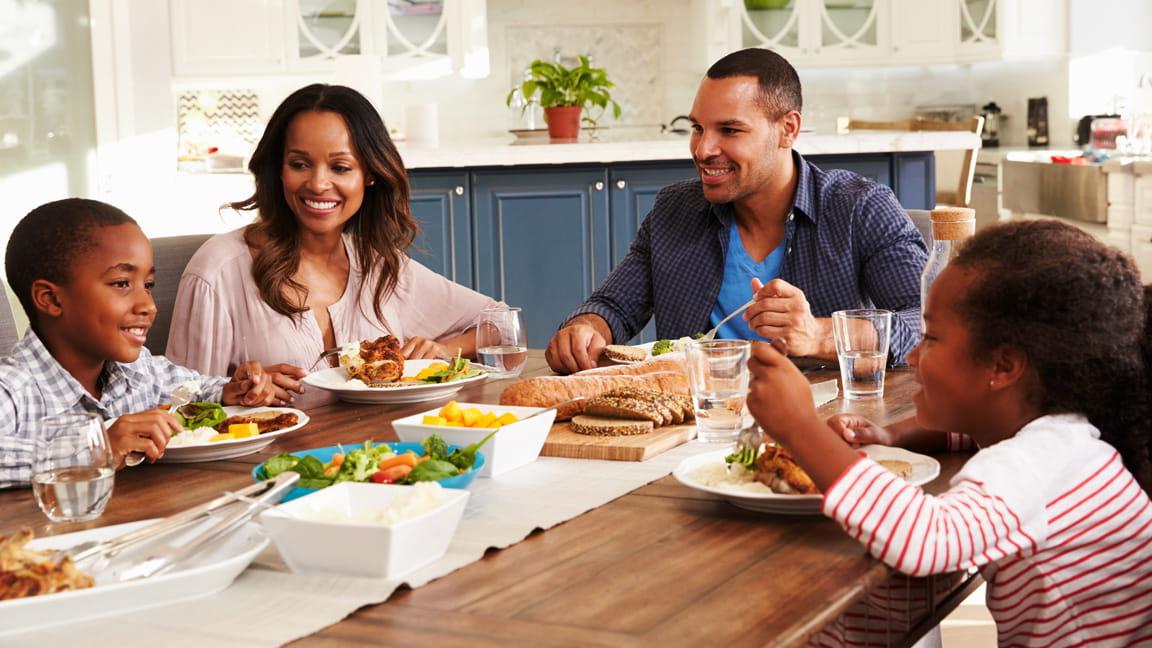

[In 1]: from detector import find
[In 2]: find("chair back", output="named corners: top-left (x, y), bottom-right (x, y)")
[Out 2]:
top-left (0, 285), bottom-right (20, 355)
top-left (906, 209), bottom-right (933, 246)
top-left (149, 234), bottom-right (212, 356)
top-left (844, 116), bottom-right (984, 207)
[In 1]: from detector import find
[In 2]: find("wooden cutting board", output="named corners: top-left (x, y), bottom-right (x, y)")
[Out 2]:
top-left (540, 420), bottom-right (697, 462)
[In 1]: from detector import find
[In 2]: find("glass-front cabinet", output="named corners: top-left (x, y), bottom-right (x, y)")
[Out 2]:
top-left (736, 0), bottom-right (883, 64)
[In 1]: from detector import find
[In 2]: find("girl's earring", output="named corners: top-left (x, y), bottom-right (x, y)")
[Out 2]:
top-left (988, 379), bottom-right (996, 389)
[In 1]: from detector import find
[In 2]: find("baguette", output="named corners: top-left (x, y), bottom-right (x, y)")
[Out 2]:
top-left (574, 356), bottom-right (687, 378)
top-left (499, 371), bottom-right (690, 420)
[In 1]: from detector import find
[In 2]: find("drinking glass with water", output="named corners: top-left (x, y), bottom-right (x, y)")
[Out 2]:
top-left (32, 413), bottom-right (115, 523)
top-left (475, 305), bottom-right (528, 379)
top-left (685, 339), bottom-right (752, 443)
top-left (831, 309), bottom-right (893, 400)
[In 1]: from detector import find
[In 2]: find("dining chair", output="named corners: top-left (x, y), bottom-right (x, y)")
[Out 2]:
top-left (905, 209), bottom-right (933, 246)
top-left (0, 285), bottom-right (20, 354)
top-left (148, 234), bottom-right (212, 356)
top-left (844, 116), bottom-right (985, 208)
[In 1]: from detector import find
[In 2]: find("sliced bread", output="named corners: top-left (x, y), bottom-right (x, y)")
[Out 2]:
top-left (602, 345), bottom-right (647, 363)
top-left (583, 395), bottom-right (668, 425)
top-left (570, 415), bottom-right (655, 436)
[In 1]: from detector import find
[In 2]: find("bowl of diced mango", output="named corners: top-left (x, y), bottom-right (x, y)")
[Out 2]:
top-left (391, 401), bottom-right (555, 477)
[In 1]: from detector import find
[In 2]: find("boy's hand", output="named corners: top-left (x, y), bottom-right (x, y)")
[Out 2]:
top-left (106, 407), bottom-right (182, 467)
top-left (263, 363), bottom-right (308, 405)
top-left (826, 414), bottom-right (892, 447)
top-left (223, 361), bottom-right (276, 407)
top-left (747, 340), bottom-right (822, 444)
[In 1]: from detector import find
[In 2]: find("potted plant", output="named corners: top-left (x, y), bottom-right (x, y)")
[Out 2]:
top-left (506, 55), bottom-right (622, 140)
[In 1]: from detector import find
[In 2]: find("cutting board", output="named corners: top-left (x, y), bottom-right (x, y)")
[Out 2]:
top-left (539, 420), bottom-right (697, 462)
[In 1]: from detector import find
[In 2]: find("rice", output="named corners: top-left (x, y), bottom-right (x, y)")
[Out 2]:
top-left (689, 462), bottom-right (774, 494)
top-left (293, 482), bottom-right (448, 526)
top-left (168, 427), bottom-right (218, 447)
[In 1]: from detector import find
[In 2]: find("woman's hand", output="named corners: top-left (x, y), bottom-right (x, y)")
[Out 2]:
top-left (747, 340), bottom-right (823, 445)
top-left (826, 414), bottom-right (893, 447)
top-left (402, 336), bottom-right (454, 360)
top-left (223, 361), bottom-right (276, 406)
top-left (262, 363), bottom-right (308, 405)
top-left (106, 407), bottom-right (182, 467)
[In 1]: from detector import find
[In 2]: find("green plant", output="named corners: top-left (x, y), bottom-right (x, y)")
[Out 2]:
top-left (506, 55), bottom-right (622, 128)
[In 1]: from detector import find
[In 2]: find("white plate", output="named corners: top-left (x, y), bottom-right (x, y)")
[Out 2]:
top-left (0, 518), bottom-right (267, 637)
top-left (301, 359), bottom-right (488, 404)
top-left (673, 445), bottom-right (941, 515)
top-left (152, 406), bottom-right (309, 463)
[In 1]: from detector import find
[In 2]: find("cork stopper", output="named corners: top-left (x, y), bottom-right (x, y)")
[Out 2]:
top-left (930, 207), bottom-right (975, 241)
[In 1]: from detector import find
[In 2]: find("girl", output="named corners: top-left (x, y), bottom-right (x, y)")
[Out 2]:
top-left (747, 220), bottom-right (1152, 646)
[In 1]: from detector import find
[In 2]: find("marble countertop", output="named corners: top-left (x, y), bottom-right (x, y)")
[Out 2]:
top-left (395, 130), bottom-right (982, 169)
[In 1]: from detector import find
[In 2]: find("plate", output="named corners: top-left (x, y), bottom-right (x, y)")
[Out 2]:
top-left (301, 359), bottom-right (487, 404)
top-left (0, 518), bottom-right (267, 637)
top-left (155, 406), bottom-right (309, 463)
top-left (251, 441), bottom-right (485, 502)
top-left (673, 445), bottom-right (941, 515)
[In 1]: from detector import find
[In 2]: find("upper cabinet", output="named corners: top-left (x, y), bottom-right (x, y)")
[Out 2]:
top-left (697, 0), bottom-right (1064, 68)
top-left (171, 0), bottom-right (489, 80)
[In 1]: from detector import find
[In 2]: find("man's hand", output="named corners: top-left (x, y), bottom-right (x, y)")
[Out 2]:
top-left (545, 314), bottom-right (612, 374)
top-left (106, 407), bottom-right (182, 467)
top-left (745, 278), bottom-right (834, 359)
top-left (223, 361), bottom-right (276, 406)
top-left (401, 336), bottom-right (453, 360)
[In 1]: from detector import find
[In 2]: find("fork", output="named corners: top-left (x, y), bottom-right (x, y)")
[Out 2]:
top-left (700, 297), bottom-right (757, 342)
top-left (309, 347), bottom-right (342, 371)
top-left (727, 424), bottom-right (764, 469)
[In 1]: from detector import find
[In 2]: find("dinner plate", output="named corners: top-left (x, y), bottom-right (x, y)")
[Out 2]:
top-left (154, 406), bottom-right (309, 463)
top-left (605, 341), bottom-right (687, 364)
top-left (673, 445), bottom-right (941, 515)
top-left (301, 359), bottom-right (487, 404)
top-left (0, 518), bottom-right (267, 637)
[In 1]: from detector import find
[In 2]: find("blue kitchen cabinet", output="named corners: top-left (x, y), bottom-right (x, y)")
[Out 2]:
top-left (408, 171), bottom-right (474, 287)
top-left (808, 152), bottom-right (935, 209)
top-left (472, 167), bottom-right (612, 348)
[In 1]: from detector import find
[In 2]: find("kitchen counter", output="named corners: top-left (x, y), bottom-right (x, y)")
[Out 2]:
top-left (396, 130), bottom-right (980, 169)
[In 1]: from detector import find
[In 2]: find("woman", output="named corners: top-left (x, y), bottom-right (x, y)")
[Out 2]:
top-left (167, 84), bottom-right (498, 407)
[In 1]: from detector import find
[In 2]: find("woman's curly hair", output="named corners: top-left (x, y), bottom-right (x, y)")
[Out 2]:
top-left (951, 220), bottom-right (1151, 492)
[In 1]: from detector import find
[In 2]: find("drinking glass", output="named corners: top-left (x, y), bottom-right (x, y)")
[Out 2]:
top-left (832, 309), bottom-right (893, 400)
top-left (475, 305), bottom-right (528, 379)
top-left (32, 413), bottom-right (116, 523)
top-left (685, 339), bottom-right (752, 443)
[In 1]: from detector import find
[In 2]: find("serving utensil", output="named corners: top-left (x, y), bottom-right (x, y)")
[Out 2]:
top-left (700, 298), bottom-right (756, 342)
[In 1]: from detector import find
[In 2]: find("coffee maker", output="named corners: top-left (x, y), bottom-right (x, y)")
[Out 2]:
top-left (980, 102), bottom-right (1002, 148)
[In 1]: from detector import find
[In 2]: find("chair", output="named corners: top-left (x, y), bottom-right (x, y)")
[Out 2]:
top-left (148, 234), bottom-right (212, 357)
top-left (906, 209), bottom-right (933, 246)
top-left (843, 116), bottom-right (984, 208)
top-left (0, 285), bottom-right (21, 354)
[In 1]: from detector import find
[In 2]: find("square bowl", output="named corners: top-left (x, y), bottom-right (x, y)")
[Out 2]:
top-left (258, 482), bottom-right (469, 579)
top-left (392, 403), bottom-right (555, 477)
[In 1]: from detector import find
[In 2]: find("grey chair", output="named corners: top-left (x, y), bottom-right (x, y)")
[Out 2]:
top-left (148, 234), bottom-right (212, 356)
top-left (906, 209), bottom-right (933, 246)
top-left (0, 286), bottom-right (20, 354)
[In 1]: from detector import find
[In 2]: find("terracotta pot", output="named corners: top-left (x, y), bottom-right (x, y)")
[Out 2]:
top-left (544, 106), bottom-right (582, 141)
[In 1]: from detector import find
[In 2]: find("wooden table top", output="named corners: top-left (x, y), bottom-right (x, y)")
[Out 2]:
top-left (0, 353), bottom-right (969, 646)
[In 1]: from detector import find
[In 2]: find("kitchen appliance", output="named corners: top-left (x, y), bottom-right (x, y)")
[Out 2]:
top-left (1027, 98), bottom-right (1049, 147)
top-left (1090, 116), bottom-right (1127, 150)
top-left (1075, 114), bottom-right (1119, 149)
top-left (980, 102), bottom-right (1002, 147)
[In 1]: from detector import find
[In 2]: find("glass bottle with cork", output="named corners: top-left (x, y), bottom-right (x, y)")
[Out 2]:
top-left (921, 206), bottom-right (976, 308)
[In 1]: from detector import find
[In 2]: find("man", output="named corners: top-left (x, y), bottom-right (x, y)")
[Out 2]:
top-left (545, 48), bottom-right (926, 374)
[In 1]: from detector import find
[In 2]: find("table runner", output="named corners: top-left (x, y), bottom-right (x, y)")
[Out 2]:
top-left (11, 441), bottom-right (722, 647)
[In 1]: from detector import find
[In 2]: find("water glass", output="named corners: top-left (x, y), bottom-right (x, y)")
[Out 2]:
top-left (32, 413), bottom-right (116, 523)
top-left (475, 305), bottom-right (528, 379)
top-left (832, 309), bottom-right (893, 400)
top-left (685, 339), bottom-right (752, 443)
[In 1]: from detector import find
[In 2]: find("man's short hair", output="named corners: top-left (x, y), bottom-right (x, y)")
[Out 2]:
top-left (5, 198), bottom-right (137, 326)
top-left (706, 48), bottom-right (803, 118)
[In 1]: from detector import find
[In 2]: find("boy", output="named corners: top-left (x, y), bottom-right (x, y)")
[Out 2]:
top-left (0, 198), bottom-right (296, 488)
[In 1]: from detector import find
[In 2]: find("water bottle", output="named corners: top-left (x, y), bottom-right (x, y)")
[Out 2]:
top-left (920, 207), bottom-right (976, 308)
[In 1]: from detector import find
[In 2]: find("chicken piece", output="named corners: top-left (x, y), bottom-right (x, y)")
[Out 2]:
top-left (753, 445), bottom-right (819, 495)
top-left (340, 336), bottom-right (405, 384)
top-left (0, 529), bottom-right (94, 600)
top-left (215, 412), bottom-right (300, 434)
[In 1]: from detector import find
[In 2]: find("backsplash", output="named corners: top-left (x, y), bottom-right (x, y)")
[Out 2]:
top-left (176, 90), bottom-right (262, 171)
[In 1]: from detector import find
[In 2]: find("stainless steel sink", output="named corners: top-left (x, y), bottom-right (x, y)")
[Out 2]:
top-left (1002, 160), bottom-right (1107, 224)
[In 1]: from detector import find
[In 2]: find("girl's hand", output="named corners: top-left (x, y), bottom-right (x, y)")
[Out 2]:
top-left (401, 337), bottom-right (453, 360)
top-left (747, 340), bottom-right (822, 445)
top-left (826, 414), bottom-right (893, 447)
top-left (106, 407), bottom-right (182, 467)
top-left (223, 361), bottom-right (276, 406)
top-left (262, 363), bottom-right (308, 405)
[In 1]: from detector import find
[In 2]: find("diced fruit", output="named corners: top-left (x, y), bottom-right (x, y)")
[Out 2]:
top-left (208, 432), bottom-right (233, 442)
top-left (497, 412), bottom-right (519, 426)
top-left (438, 400), bottom-right (464, 423)
top-left (462, 408), bottom-right (482, 426)
top-left (414, 363), bottom-right (449, 380)
top-left (422, 415), bottom-right (448, 426)
top-left (228, 423), bottom-right (260, 438)
top-left (476, 412), bottom-right (498, 428)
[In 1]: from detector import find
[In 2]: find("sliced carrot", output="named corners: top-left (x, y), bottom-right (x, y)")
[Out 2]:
top-left (378, 452), bottom-right (418, 471)
top-left (378, 464), bottom-right (413, 481)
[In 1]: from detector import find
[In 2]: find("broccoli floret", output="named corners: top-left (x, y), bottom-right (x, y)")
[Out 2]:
top-left (651, 339), bottom-right (674, 356)
top-left (423, 434), bottom-right (450, 461)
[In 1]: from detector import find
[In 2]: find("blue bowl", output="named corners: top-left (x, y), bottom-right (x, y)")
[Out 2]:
top-left (251, 441), bottom-right (484, 502)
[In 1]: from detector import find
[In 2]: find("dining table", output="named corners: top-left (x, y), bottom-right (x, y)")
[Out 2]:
top-left (0, 351), bottom-right (980, 647)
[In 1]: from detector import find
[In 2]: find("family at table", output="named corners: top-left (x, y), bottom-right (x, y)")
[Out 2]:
top-left (2, 47), bottom-right (1151, 646)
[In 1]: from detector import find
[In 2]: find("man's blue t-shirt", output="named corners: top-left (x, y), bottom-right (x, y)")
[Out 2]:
top-left (708, 219), bottom-right (785, 341)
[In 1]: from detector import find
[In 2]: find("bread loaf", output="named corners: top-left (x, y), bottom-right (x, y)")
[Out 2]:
top-left (570, 415), bottom-right (654, 436)
top-left (499, 371), bottom-right (690, 419)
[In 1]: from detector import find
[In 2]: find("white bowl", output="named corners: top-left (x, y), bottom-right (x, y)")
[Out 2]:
top-left (392, 403), bottom-right (555, 477)
top-left (258, 482), bottom-right (469, 579)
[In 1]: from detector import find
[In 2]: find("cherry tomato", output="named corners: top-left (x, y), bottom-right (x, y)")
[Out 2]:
top-left (369, 471), bottom-right (393, 484)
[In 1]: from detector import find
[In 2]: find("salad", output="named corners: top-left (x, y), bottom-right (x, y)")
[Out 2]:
top-left (403, 353), bottom-right (484, 384)
top-left (258, 432), bottom-right (495, 489)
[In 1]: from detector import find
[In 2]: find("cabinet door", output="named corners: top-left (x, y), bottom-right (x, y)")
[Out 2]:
top-left (808, 153), bottom-right (935, 210)
top-left (408, 171), bottom-right (473, 287)
top-left (171, 0), bottom-right (286, 76)
top-left (812, 0), bottom-right (886, 63)
top-left (735, 0), bottom-right (808, 59)
top-left (473, 168), bottom-right (610, 348)
top-left (890, 0), bottom-right (958, 62)
top-left (608, 162), bottom-right (697, 344)
top-left (956, 0), bottom-right (999, 60)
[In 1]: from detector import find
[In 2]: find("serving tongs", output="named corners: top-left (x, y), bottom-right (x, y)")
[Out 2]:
top-left (116, 471), bottom-right (299, 582)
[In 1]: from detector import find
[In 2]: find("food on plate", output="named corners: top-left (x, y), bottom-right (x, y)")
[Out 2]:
top-left (173, 402), bottom-right (227, 430)
top-left (754, 445), bottom-right (819, 495)
top-left (340, 335), bottom-right (405, 384)
top-left (651, 339), bottom-right (675, 356)
top-left (499, 371), bottom-right (689, 419)
top-left (259, 433), bottom-right (495, 489)
top-left (421, 400), bottom-right (520, 429)
top-left (216, 411), bottom-right (300, 434)
top-left (690, 461), bottom-right (773, 493)
top-left (877, 459), bottom-right (913, 479)
top-left (582, 387), bottom-right (694, 426)
top-left (0, 529), bottom-right (94, 600)
top-left (570, 415), bottom-right (654, 437)
top-left (602, 344), bottom-right (647, 363)
top-left (574, 356), bottom-right (687, 378)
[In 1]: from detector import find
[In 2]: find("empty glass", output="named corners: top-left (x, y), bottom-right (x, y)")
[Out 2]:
top-left (475, 305), bottom-right (528, 379)
top-left (832, 309), bottom-right (893, 400)
top-left (32, 413), bottom-right (115, 523)
top-left (685, 339), bottom-right (752, 443)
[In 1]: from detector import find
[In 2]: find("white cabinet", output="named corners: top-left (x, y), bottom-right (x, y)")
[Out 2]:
top-left (170, 0), bottom-right (489, 79)
top-left (890, 0), bottom-right (956, 61)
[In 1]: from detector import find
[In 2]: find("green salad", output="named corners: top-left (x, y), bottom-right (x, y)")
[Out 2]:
top-left (174, 402), bottom-right (226, 430)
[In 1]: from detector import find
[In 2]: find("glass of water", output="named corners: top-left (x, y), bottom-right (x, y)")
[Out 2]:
top-left (32, 413), bottom-right (116, 523)
top-left (685, 339), bottom-right (752, 443)
top-left (832, 309), bottom-right (893, 400)
top-left (475, 305), bottom-right (528, 379)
